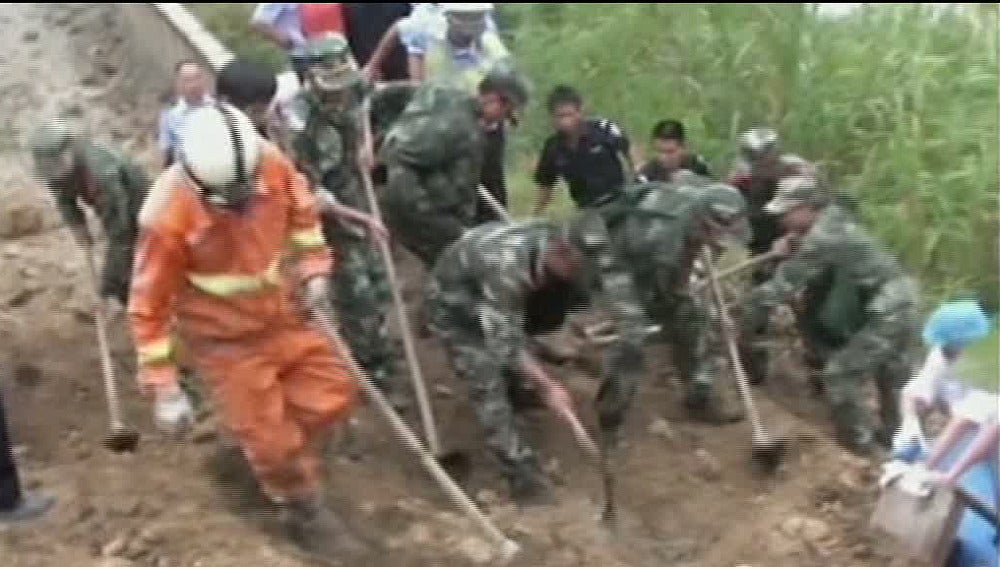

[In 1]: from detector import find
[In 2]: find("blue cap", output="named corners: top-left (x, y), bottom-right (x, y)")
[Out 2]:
top-left (922, 300), bottom-right (992, 348)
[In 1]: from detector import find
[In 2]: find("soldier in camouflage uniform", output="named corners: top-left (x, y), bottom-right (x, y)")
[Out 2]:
top-left (380, 62), bottom-right (528, 268)
top-left (290, 34), bottom-right (402, 395)
top-left (30, 120), bottom-right (149, 309)
top-left (596, 179), bottom-right (751, 423)
top-left (426, 213), bottom-right (648, 506)
top-left (742, 176), bottom-right (920, 456)
top-left (726, 128), bottom-right (816, 285)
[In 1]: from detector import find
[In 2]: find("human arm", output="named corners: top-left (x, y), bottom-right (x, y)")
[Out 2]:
top-left (363, 21), bottom-right (403, 82)
top-left (939, 422), bottom-right (1000, 486)
top-left (532, 139), bottom-right (559, 216)
top-left (250, 4), bottom-right (303, 51)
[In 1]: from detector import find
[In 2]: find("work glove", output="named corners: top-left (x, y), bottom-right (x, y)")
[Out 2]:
top-left (302, 275), bottom-right (334, 315)
top-left (891, 415), bottom-right (928, 462)
top-left (154, 387), bottom-right (194, 438)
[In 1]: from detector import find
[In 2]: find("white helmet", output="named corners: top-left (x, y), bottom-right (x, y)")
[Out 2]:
top-left (180, 102), bottom-right (261, 210)
top-left (441, 3), bottom-right (494, 13)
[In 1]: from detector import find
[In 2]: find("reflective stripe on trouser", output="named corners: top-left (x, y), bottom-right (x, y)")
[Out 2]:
top-left (187, 324), bottom-right (358, 500)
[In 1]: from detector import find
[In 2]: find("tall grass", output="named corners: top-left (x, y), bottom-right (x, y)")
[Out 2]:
top-left (501, 3), bottom-right (998, 306)
top-left (190, 3), bottom-right (999, 307)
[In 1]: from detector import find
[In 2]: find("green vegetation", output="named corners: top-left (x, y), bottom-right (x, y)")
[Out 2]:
top-left (189, 4), bottom-right (286, 74)
top-left (190, 3), bottom-right (998, 308)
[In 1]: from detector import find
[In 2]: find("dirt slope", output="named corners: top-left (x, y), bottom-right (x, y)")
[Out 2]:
top-left (0, 4), bottom-right (917, 566)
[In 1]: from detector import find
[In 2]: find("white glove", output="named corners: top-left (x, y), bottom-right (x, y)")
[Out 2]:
top-left (879, 460), bottom-right (911, 490)
top-left (879, 461), bottom-right (935, 498)
top-left (302, 275), bottom-right (334, 314)
top-left (154, 389), bottom-right (195, 437)
top-left (892, 415), bottom-right (928, 454)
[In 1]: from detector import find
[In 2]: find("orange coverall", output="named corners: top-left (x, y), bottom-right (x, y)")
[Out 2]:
top-left (128, 140), bottom-right (358, 501)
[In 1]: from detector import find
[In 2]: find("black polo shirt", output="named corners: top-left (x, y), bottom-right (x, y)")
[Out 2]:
top-left (534, 117), bottom-right (631, 208)
top-left (344, 3), bottom-right (411, 81)
top-left (638, 153), bottom-right (712, 182)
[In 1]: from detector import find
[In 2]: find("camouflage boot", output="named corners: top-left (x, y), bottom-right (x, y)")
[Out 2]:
top-left (684, 381), bottom-right (745, 425)
top-left (506, 457), bottom-right (555, 508)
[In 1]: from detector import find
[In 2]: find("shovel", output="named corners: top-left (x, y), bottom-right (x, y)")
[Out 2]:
top-left (701, 246), bottom-right (786, 472)
top-left (84, 248), bottom-right (139, 453)
top-left (358, 104), bottom-right (470, 479)
top-left (310, 305), bottom-right (521, 562)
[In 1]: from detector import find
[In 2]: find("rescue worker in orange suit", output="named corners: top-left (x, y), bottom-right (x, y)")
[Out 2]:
top-left (127, 102), bottom-right (368, 561)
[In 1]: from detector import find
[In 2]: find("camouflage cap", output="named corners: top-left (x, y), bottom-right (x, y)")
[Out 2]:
top-left (479, 60), bottom-right (530, 109)
top-left (697, 182), bottom-right (748, 223)
top-left (765, 175), bottom-right (826, 215)
top-left (30, 120), bottom-right (74, 158)
top-left (738, 127), bottom-right (779, 160)
top-left (303, 33), bottom-right (361, 91)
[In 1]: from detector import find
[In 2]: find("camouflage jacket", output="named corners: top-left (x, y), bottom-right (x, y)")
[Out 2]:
top-left (380, 82), bottom-right (483, 171)
top-left (48, 141), bottom-right (149, 242)
top-left (290, 88), bottom-right (369, 210)
top-left (429, 217), bottom-right (649, 360)
top-left (746, 204), bottom-right (915, 336)
top-left (598, 180), bottom-right (728, 307)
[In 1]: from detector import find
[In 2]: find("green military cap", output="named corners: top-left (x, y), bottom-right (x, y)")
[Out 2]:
top-left (30, 120), bottom-right (74, 158)
top-left (479, 60), bottom-right (530, 109)
top-left (765, 175), bottom-right (827, 215)
top-left (303, 32), bottom-right (361, 91)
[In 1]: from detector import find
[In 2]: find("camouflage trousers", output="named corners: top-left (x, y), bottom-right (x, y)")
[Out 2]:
top-left (427, 300), bottom-right (542, 480)
top-left (327, 230), bottom-right (398, 389)
top-left (819, 278), bottom-right (920, 453)
top-left (101, 238), bottom-right (136, 305)
top-left (381, 162), bottom-right (476, 268)
top-left (650, 291), bottom-right (717, 399)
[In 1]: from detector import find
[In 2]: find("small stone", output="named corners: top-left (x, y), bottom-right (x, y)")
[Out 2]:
top-left (456, 535), bottom-right (493, 565)
top-left (102, 535), bottom-right (129, 557)
top-left (155, 558), bottom-right (172, 567)
top-left (800, 518), bottom-right (830, 543)
top-left (781, 517), bottom-right (805, 537)
top-left (124, 541), bottom-right (149, 561)
top-left (404, 523), bottom-right (433, 546)
top-left (694, 449), bottom-right (722, 481)
top-left (851, 543), bottom-right (873, 560)
top-left (21, 30), bottom-right (38, 42)
top-left (433, 384), bottom-right (454, 398)
top-left (75, 447), bottom-right (92, 461)
top-left (647, 418), bottom-right (676, 440)
top-left (75, 504), bottom-right (96, 523)
top-left (137, 526), bottom-right (163, 546)
top-left (475, 489), bottom-right (500, 508)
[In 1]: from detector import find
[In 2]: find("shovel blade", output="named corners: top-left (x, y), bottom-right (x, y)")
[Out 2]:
top-left (104, 428), bottom-right (140, 453)
top-left (751, 438), bottom-right (788, 473)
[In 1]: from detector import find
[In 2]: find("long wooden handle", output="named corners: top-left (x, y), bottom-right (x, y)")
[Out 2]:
top-left (311, 307), bottom-right (520, 559)
top-left (690, 250), bottom-right (782, 293)
top-left (477, 185), bottom-right (512, 223)
top-left (701, 246), bottom-right (768, 442)
top-left (359, 104), bottom-right (441, 455)
top-left (86, 250), bottom-right (125, 430)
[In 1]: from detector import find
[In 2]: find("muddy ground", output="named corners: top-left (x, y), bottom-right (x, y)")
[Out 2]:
top-left (0, 4), bottom-right (924, 566)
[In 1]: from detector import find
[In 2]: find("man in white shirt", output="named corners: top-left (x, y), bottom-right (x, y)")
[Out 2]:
top-left (158, 60), bottom-right (213, 168)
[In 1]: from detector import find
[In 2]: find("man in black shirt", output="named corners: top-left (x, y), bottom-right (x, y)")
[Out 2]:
top-left (638, 119), bottom-right (712, 183)
top-left (345, 3), bottom-right (412, 82)
top-left (533, 85), bottom-right (635, 215)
